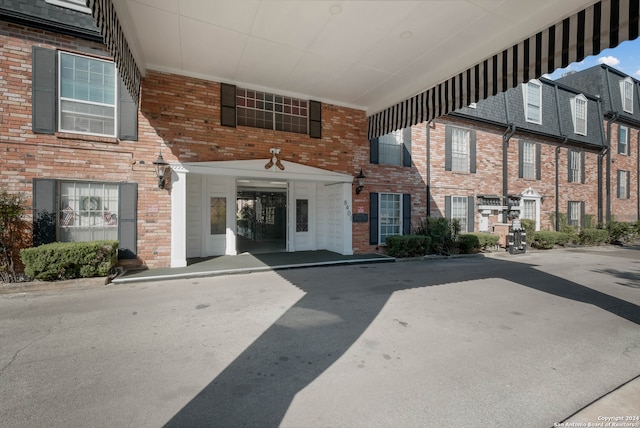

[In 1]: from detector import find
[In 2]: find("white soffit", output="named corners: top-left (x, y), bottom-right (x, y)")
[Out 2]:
top-left (119, 0), bottom-right (599, 114)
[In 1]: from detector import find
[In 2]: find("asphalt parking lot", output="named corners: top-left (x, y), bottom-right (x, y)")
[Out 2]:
top-left (1, 246), bottom-right (639, 428)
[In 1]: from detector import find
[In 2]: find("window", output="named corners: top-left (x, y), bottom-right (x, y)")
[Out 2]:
top-left (523, 80), bottom-right (542, 124)
top-left (210, 197), bottom-right (226, 235)
top-left (371, 128), bottom-right (411, 167)
top-left (522, 199), bottom-right (536, 221)
top-left (379, 193), bottom-right (401, 244)
top-left (620, 77), bottom-right (634, 113)
top-left (568, 201), bottom-right (583, 229)
top-left (33, 179), bottom-right (137, 258)
top-left (236, 88), bottom-right (308, 134)
top-left (445, 126), bottom-right (475, 173)
top-left (378, 129), bottom-right (403, 166)
top-left (451, 127), bottom-right (470, 172)
top-left (618, 170), bottom-right (630, 199)
top-left (58, 182), bottom-right (119, 242)
top-left (451, 196), bottom-right (468, 232)
top-left (59, 52), bottom-right (117, 137)
top-left (568, 150), bottom-right (583, 183)
top-left (619, 125), bottom-right (629, 155)
top-left (296, 199), bottom-right (309, 232)
top-left (571, 94), bottom-right (587, 135)
top-left (46, 0), bottom-right (91, 14)
top-left (521, 142), bottom-right (536, 179)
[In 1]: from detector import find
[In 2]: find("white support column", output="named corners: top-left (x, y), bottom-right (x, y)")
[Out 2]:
top-left (341, 182), bottom-right (354, 255)
top-left (225, 178), bottom-right (237, 255)
top-left (171, 169), bottom-right (188, 267)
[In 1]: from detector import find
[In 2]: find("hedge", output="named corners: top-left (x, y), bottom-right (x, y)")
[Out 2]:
top-left (578, 228), bottom-right (609, 246)
top-left (21, 240), bottom-right (118, 281)
top-left (385, 235), bottom-right (431, 258)
top-left (459, 232), bottom-right (500, 253)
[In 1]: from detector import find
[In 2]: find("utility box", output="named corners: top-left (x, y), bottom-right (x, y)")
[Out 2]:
top-left (493, 223), bottom-right (511, 248)
top-left (508, 227), bottom-right (527, 254)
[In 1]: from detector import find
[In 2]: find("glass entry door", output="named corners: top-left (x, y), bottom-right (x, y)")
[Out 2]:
top-left (236, 189), bottom-right (287, 254)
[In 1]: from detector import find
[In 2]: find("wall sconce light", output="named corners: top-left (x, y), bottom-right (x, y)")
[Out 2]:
top-left (152, 153), bottom-right (169, 189)
top-left (355, 169), bottom-right (366, 194)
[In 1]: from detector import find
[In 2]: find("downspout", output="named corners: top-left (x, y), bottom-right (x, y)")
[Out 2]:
top-left (605, 112), bottom-right (619, 224)
top-left (426, 120), bottom-right (432, 217)
top-left (502, 123), bottom-right (516, 223)
top-left (555, 136), bottom-right (568, 231)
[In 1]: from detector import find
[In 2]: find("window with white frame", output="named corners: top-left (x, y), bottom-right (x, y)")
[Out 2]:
top-left (451, 127), bottom-right (470, 172)
top-left (620, 77), bottom-right (634, 113)
top-left (522, 142), bottom-right (536, 179)
top-left (568, 201), bottom-right (582, 228)
top-left (59, 52), bottom-right (117, 137)
top-left (379, 193), bottom-right (401, 244)
top-left (571, 94), bottom-right (587, 135)
top-left (619, 125), bottom-right (629, 155)
top-left (618, 170), bottom-right (629, 199)
top-left (523, 80), bottom-right (542, 124)
top-left (569, 150), bottom-right (582, 183)
top-left (522, 199), bottom-right (536, 221)
top-left (378, 129), bottom-right (404, 166)
top-left (58, 181), bottom-right (119, 242)
top-left (451, 196), bottom-right (468, 232)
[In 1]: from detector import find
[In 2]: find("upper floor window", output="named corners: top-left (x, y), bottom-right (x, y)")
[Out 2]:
top-left (451, 127), bottom-right (470, 172)
top-left (520, 141), bottom-right (537, 180)
top-left (236, 89), bottom-right (308, 135)
top-left (618, 125), bottom-right (629, 155)
top-left (571, 94), bottom-right (587, 135)
top-left (59, 52), bottom-right (116, 137)
top-left (378, 129), bottom-right (404, 166)
top-left (370, 128), bottom-right (412, 167)
top-left (568, 150), bottom-right (584, 183)
top-left (46, 0), bottom-right (91, 14)
top-left (523, 80), bottom-right (542, 124)
top-left (620, 77), bottom-right (634, 113)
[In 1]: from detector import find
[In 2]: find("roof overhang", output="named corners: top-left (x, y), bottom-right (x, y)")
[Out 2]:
top-left (87, 1), bottom-right (639, 139)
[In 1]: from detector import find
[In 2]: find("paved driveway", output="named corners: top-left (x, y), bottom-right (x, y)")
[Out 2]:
top-left (1, 247), bottom-right (639, 428)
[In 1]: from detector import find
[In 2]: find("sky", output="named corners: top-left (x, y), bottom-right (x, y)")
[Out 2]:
top-left (544, 37), bottom-right (640, 80)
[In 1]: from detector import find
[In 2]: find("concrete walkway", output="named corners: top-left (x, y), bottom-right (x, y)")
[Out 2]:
top-left (112, 250), bottom-right (395, 283)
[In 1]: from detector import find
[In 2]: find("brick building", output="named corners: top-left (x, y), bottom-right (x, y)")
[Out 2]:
top-left (1, 0), bottom-right (638, 269)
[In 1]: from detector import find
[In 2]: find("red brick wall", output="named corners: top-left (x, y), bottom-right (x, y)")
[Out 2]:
top-left (609, 123), bottom-right (639, 222)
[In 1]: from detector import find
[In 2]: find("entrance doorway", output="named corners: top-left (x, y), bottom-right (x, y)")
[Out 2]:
top-left (236, 187), bottom-right (287, 254)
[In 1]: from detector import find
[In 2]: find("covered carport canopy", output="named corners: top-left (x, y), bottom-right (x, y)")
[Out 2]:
top-left (87, 0), bottom-right (638, 139)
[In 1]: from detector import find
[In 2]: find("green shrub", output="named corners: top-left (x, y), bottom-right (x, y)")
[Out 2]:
top-left (21, 240), bottom-right (118, 281)
top-left (607, 221), bottom-right (634, 243)
top-left (459, 233), bottom-right (500, 253)
top-left (385, 235), bottom-right (431, 258)
top-left (532, 230), bottom-right (569, 249)
top-left (578, 228), bottom-right (608, 246)
top-left (520, 219), bottom-right (536, 238)
top-left (416, 217), bottom-right (460, 255)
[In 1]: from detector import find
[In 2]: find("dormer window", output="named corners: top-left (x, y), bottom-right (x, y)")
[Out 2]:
top-left (46, 0), bottom-right (91, 14)
top-left (570, 94), bottom-right (588, 135)
top-left (523, 80), bottom-right (542, 124)
top-left (620, 77), bottom-right (634, 113)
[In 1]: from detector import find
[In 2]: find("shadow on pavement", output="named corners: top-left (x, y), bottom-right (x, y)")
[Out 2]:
top-left (164, 255), bottom-right (640, 427)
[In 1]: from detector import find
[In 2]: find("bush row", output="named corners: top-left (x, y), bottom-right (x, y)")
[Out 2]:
top-left (21, 240), bottom-right (118, 281)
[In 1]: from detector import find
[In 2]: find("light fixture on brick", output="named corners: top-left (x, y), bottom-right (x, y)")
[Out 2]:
top-left (265, 148), bottom-right (284, 170)
top-left (152, 152), bottom-right (169, 189)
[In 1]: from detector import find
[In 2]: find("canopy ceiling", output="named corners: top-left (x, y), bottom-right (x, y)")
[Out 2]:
top-left (88, 0), bottom-right (639, 138)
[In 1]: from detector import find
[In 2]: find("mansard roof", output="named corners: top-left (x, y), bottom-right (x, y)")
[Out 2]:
top-left (556, 65), bottom-right (640, 126)
top-left (451, 77), bottom-right (605, 149)
top-left (0, 0), bottom-right (101, 41)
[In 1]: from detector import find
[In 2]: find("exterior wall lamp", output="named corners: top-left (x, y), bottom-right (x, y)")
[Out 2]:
top-left (355, 169), bottom-right (366, 194)
top-left (152, 153), bottom-right (169, 189)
